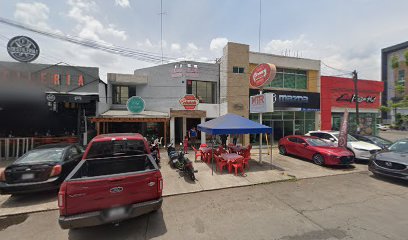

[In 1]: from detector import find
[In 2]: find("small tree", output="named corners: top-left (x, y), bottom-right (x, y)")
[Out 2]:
top-left (395, 84), bottom-right (405, 95)
top-left (391, 55), bottom-right (399, 69)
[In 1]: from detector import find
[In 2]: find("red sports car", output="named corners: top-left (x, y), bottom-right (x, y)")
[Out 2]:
top-left (278, 135), bottom-right (354, 166)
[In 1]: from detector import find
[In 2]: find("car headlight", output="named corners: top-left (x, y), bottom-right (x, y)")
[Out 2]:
top-left (353, 148), bottom-right (368, 151)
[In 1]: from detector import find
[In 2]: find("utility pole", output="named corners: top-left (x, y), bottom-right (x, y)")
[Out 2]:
top-left (352, 70), bottom-right (360, 133)
top-left (258, 0), bottom-right (261, 52)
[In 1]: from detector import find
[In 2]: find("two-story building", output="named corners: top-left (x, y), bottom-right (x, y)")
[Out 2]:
top-left (92, 61), bottom-right (220, 145)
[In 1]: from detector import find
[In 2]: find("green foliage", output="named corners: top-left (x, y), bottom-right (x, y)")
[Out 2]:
top-left (405, 51), bottom-right (408, 65)
top-left (379, 105), bottom-right (390, 113)
top-left (395, 84), bottom-right (405, 94)
top-left (391, 55), bottom-right (399, 69)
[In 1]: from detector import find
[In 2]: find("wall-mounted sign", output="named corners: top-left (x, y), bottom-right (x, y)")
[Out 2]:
top-left (127, 96), bottom-right (145, 114)
top-left (46, 94), bottom-right (56, 102)
top-left (7, 36), bottom-right (40, 63)
top-left (171, 63), bottom-right (199, 78)
top-left (336, 94), bottom-right (376, 104)
top-left (249, 63), bottom-right (276, 88)
top-left (249, 89), bottom-right (320, 109)
top-left (250, 93), bottom-right (274, 113)
top-left (179, 94), bottom-right (199, 110)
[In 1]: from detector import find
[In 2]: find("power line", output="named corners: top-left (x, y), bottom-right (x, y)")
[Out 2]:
top-left (0, 17), bottom-right (177, 64)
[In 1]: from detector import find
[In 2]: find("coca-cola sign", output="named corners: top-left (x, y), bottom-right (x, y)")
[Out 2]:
top-left (249, 63), bottom-right (276, 88)
top-left (179, 94), bottom-right (199, 110)
top-left (336, 94), bottom-right (376, 103)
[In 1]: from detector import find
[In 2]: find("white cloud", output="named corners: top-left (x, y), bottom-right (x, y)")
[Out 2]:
top-left (210, 37), bottom-right (228, 52)
top-left (263, 35), bottom-right (379, 80)
top-left (171, 43), bottom-right (181, 51)
top-left (67, 0), bottom-right (127, 42)
top-left (14, 2), bottom-right (50, 30)
top-left (115, 0), bottom-right (130, 8)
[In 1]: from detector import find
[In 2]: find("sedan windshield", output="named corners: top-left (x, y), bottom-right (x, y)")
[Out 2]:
top-left (306, 138), bottom-right (334, 147)
top-left (333, 133), bottom-right (357, 142)
top-left (366, 136), bottom-right (392, 145)
top-left (388, 140), bottom-right (408, 153)
top-left (15, 148), bottom-right (64, 164)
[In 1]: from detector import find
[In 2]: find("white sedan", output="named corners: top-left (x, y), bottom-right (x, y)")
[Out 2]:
top-left (376, 124), bottom-right (389, 131)
top-left (305, 131), bottom-right (382, 160)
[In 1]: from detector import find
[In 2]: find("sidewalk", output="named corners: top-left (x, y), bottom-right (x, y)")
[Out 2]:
top-left (0, 148), bottom-right (367, 217)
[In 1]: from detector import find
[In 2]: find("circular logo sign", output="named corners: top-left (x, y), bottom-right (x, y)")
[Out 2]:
top-left (46, 94), bottom-right (56, 102)
top-left (127, 96), bottom-right (145, 114)
top-left (179, 94), bottom-right (199, 110)
top-left (7, 36), bottom-right (40, 62)
top-left (249, 63), bottom-right (277, 88)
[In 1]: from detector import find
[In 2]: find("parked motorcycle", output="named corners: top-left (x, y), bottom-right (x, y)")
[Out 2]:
top-left (166, 142), bottom-right (197, 181)
top-left (150, 141), bottom-right (160, 167)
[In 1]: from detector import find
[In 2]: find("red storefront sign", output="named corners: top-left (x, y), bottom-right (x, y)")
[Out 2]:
top-left (179, 94), bottom-right (199, 110)
top-left (320, 76), bottom-right (384, 130)
top-left (249, 63), bottom-right (276, 88)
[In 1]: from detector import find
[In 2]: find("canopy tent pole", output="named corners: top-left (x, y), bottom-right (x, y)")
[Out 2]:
top-left (211, 135), bottom-right (215, 176)
top-left (270, 132), bottom-right (273, 169)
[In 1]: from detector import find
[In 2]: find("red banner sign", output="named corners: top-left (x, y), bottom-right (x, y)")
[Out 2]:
top-left (249, 63), bottom-right (276, 88)
top-left (179, 94), bottom-right (199, 110)
top-left (338, 109), bottom-right (349, 148)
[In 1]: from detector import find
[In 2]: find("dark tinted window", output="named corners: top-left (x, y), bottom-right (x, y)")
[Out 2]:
top-left (309, 132), bottom-right (322, 138)
top-left (297, 138), bottom-right (306, 144)
top-left (15, 148), bottom-right (64, 163)
top-left (320, 133), bottom-right (333, 140)
top-left (86, 140), bottom-right (147, 158)
top-left (287, 137), bottom-right (297, 143)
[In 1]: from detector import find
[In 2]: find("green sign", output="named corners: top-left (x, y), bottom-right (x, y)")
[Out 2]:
top-left (126, 96), bottom-right (145, 114)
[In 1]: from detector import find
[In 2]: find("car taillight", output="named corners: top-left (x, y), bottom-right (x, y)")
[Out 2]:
top-left (58, 192), bottom-right (65, 208)
top-left (50, 165), bottom-right (62, 177)
top-left (0, 168), bottom-right (5, 182)
top-left (158, 177), bottom-right (163, 194)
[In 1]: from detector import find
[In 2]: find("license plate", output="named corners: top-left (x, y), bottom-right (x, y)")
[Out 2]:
top-left (21, 173), bottom-right (34, 180)
top-left (106, 207), bottom-right (126, 219)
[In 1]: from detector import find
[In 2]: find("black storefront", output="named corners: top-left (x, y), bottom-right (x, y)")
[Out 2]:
top-left (0, 61), bottom-right (101, 144)
top-left (249, 89), bottom-right (320, 142)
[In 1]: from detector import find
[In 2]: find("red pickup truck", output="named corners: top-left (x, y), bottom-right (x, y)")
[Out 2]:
top-left (58, 133), bottom-right (163, 229)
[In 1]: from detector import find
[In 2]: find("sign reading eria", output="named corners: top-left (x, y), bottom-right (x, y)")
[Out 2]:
top-left (7, 36), bottom-right (40, 63)
top-left (249, 63), bottom-right (277, 88)
top-left (127, 96), bottom-right (145, 114)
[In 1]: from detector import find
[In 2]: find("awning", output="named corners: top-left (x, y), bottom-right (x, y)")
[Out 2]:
top-left (45, 92), bottom-right (99, 103)
top-left (91, 110), bottom-right (169, 122)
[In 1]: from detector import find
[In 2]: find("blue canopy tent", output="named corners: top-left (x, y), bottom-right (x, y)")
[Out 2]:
top-left (197, 113), bottom-right (273, 175)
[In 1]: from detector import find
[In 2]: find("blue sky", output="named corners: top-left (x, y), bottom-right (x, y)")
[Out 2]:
top-left (1, 0), bottom-right (408, 80)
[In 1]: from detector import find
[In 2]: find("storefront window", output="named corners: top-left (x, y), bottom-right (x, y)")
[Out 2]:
top-left (283, 111), bottom-right (294, 119)
top-left (398, 70), bottom-right (405, 86)
top-left (265, 68), bottom-right (308, 90)
top-left (332, 113), bottom-right (378, 135)
top-left (187, 80), bottom-right (216, 103)
top-left (112, 85), bottom-right (136, 104)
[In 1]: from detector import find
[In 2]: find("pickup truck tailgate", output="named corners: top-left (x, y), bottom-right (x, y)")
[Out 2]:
top-left (65, 172), bottom-right (160, 216)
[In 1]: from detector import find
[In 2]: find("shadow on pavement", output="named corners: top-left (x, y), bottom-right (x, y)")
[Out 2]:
top-left (68, 209), bottom-right (167, 240)
top-left (370, 173), bottom-right (408, 187)
top-left (1, 191), bottom-right (57, 208)
top-left (283, 154), bottom-right (356, 171)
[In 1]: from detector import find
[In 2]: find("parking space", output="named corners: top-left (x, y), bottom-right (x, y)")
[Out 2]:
top-left (0, 147), bottom-right (368, 217)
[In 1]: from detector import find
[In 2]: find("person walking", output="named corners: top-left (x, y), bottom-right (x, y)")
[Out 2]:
top-left (189, 127), bottom-right (198, 149)
top-left (220, 134), bottom-right (228, 147)
top-left (183, 135), bottom-right (189, 154)
top-left (232, 134), bottom-right (238, 145)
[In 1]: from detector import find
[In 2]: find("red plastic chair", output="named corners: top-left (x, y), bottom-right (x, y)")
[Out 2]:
top-left (192, 146), bottom-right (202, 162)
top-left (242, 150), bottom-right (251, 169)
top-left (215, 155), bottom-right (228, 173)
top-left (230, 158), bottom-right (244, 176)
top-left (200, 143), bottom-right (208, 148)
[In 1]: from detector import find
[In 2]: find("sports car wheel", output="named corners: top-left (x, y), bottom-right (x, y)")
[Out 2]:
top-left (312, 154), bottom-right (325, 166)
top-left (279, 146), bottom-right (287, 155)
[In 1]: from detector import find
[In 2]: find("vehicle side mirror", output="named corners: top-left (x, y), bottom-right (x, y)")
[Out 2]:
top-left (302, 143), bottom-right (309, 147)
top-left (329, 138), bottom-right (336, 142)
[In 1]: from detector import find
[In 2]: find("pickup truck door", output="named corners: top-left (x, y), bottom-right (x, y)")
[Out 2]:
top-left (65, 170), bottom-right (160, 216)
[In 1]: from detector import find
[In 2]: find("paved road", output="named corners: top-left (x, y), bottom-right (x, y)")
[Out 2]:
top-left (379, 130), bottom-right (408, 142)
top-left (0, 172), bottom-right (407, 240)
